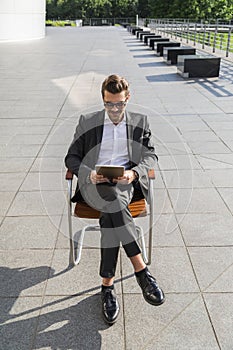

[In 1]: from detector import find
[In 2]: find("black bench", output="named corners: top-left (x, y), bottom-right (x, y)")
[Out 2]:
top-left (132, 28), bottom-right (143, 35)
top-left (149, 38), bottom-right (169, 50)
top-left (138, 31), bottom-right (151, 40)
top-left (177, 55), bottom-right (221, 78)
top-left (143, 34), bottom-right (159, 45)
top-left (137, 30), bottom-right (149, 39)
top-left (163, 46), bottom-right (196, 64)
top-left (154, 42), bottom-right (181, 56)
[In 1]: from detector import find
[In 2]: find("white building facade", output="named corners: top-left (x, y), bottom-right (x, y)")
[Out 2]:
top-left (0, 0), bottom-right (46, 41)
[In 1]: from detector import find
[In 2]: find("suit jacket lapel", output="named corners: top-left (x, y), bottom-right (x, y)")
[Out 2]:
top-left (126, 111), bottom-right (134, 161)
top-left (93, 110), bottom-right (105, 164)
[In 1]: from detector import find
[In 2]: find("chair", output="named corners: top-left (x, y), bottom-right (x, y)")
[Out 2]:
top-left (65, 169), bottom-right (155, 267)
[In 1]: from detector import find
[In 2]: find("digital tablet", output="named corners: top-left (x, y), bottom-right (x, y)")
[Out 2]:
top-left (95, 165), bottom-right (125, 179)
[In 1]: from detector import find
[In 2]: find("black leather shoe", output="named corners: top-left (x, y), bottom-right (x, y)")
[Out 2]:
top-left (136, 268), bottom-right (165, 306)
top-left (101, 287), bottom-right (120, 324)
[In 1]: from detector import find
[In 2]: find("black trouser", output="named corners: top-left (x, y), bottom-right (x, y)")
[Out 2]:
top-left (81, 182), bottom-right (141, 278)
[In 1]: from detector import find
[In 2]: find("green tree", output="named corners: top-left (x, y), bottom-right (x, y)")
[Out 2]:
top-left (148, 0), bottom-right (174, 18)
top-left (46, 0), bottom-right (138, 19)
top-left (169, 0), bottom-right (199, 19)
top-left (46, 0), bottom-right (63, 19)
top-left (211, 0), bottom-right (233, 20)
top-left (137, 0), bottom-right (150, 17)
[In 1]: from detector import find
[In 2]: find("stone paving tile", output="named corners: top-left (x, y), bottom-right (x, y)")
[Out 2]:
top-left (0, 173), bottom-right (25, 191)
top-left (148, 124), bottom-right (183, 143)
top-left (206, 169), bottom-right (233, 187)
top-left (168, 188), bottom-right (230, 214)
top-left (7, 191), bottom-right (66, 216)
top-left (158, 154), bottom-right (201, 170)
top-left (38, 144), bottom-right (68, 158)
top-left (0, 296), bottom-right (43, 350)
top-left (214, 129), bottom-right (233, 141)
top-left (0, 192), bottom-right (15, 216)
top-left (196, 153), bottom-right (233, 169)
top-left (165, 113), bottom-right (203, 124)
top-left (188, 140), bottom-right (231, 154)
top-left (0, 144), bottom-right (40, 158)
top-left (152, 213), bottom-right (184, 247)
top-left (153, 189), bottom-right (173, 214)
top-left (155, 141), bottom-right (192, 155)
top-left (217, 187), bottom-right (233, 213)
top-left (8, 134), bottom-right (47, 145)
top-left (0, 144), bottom-right (41, 158)
top-left (177, 213), bottom-right (233, 246)
top-left (0, 216), bottom-right (59, 250)
top-left (30, 157), bottom-right (65, 172)
top-left (33, 295), bottom-right (124, 350)
top-left (0, 125), bottom-right (52, 136)
top-left (0, 135), bottom-right (11, 144)
top-left (204, 293), bottom-right (233, 350)
top-left (0, 250), bottom-right (53, 297)
top-left (174, 120), bottom-right (210, 132)
top-left (224, 139), bottom-right (233, 151)
top-left (121, 247), bottom-right (199, 294)
top-left (214, 100), bottom-right (233, 113)
top-left (0, 117), bottom-right (55, 126)
top-left (124, 294), bottom-right (219, 350)
top-left (20, 172), bottom-right (66, 192)
top-left (188, 247), bottom-right (233, 292)
top-left (181, 130), bottom-right (221, 142)
top-left (44, 126), bottom-right (75, 145)
top-left (45, 249), bottom-right (122, 296)
top-left (204, 120), bottom-right (233, 131)
top-left (162, 169), bottom-right (213, 188)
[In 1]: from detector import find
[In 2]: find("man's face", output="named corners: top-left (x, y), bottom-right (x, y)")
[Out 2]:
top-left (103, 91), bottom-right (129, 124)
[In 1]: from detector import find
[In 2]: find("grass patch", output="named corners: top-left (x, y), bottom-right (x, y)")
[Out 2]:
top-left (46, 20), bottom-right (76, 27)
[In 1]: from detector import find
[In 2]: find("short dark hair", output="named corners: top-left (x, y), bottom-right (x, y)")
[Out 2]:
top-left (101, 74), bottom-right (130, 98)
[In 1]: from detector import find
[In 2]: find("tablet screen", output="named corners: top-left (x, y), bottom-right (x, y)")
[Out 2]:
top-left (95, 165), bottom-right (125, 179)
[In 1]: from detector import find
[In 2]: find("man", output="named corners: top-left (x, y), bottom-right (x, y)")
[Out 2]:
top-left (65, 74), bottom-right (165, 325)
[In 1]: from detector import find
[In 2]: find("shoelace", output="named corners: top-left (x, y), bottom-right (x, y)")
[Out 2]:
top-left (103, 290), bottom-right (116, 306)
top-left (144, 273), bottom-right (158, 291)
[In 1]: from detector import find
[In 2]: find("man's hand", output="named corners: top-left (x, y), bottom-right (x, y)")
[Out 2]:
top-left (89, 170), bottom-right (109, 184)
top-left (113, 170), bottom-right (137, 185)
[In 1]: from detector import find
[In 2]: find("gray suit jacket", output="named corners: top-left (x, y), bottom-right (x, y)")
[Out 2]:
top-left (65, 109), bottom-right (158, 202)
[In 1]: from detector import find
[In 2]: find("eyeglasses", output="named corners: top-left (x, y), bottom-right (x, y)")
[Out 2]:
top-left (104, 101), bottom-right (127, 109)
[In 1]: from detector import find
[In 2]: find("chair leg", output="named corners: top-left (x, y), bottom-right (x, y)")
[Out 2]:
top-left (147, 178), bottom-right (154, 266)
top-left (68, 200), bottom-right (99, 266)
top-left (136, 225), bottom-right (148, 264)
top-left (68, 198), bottom-right (79, 266)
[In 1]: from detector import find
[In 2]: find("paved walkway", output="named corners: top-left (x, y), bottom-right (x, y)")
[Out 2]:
top-left (0, 26), bottom-right (233, 350)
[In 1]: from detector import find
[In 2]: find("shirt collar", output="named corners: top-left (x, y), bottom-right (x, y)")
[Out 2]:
top-left (104, 111), bottom-right (126, 125)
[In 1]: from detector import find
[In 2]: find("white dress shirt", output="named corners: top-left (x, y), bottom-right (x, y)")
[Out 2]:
top-left (97, 113), bottom-right (129, 166)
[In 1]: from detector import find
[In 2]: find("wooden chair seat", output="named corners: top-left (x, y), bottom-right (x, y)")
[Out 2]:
top-left (74, 198), bottom-right (147, 218)
top-left (74, 186), bottom-right (147, 219)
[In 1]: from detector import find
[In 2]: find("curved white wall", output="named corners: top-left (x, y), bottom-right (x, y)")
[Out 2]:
top-left (0, 0), bottom-right (46, 41)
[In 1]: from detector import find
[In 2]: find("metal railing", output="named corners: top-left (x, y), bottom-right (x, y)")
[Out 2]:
top-left (138, 18), bottom-right (233, 59)
top-left (83, 17), bottom-right (135, 26)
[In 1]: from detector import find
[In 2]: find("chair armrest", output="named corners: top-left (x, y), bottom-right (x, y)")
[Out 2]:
top-left (66, 170), bottom-right (74, 180)
top-left (66, 170), bottom-right (74, 202)
top-left (147, 169), bottom-right (155, 205)
top-left (148, 169), bottom-right (155, 180)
